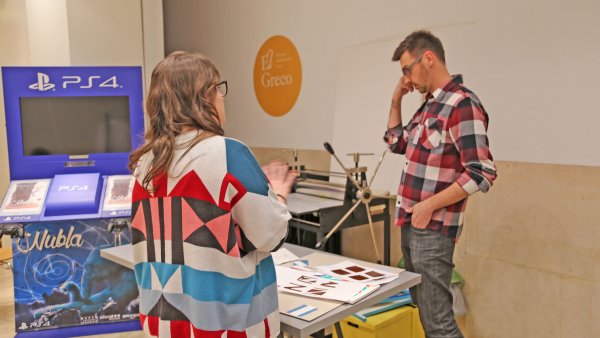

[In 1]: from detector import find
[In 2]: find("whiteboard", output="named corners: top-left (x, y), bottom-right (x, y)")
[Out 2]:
top-left (330, 37), bottom-right (423, 195)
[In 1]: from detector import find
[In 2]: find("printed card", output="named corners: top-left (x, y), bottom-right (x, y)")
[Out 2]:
top-left (275, 266), bottom-right (379, 304)
top-left (316, 260), bottom-right (400, 285)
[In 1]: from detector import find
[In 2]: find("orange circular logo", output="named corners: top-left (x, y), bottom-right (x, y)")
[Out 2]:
top-left (253, 35), bottom-right (302, 117)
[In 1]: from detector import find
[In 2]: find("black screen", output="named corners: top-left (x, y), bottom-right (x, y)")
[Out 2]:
top-left (20, 96), bottom-right (131, 156)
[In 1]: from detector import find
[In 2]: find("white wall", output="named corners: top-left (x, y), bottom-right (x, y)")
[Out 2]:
top-left (330, 37), bottom-right (423, 194)
top-left (141, 0), bottom-right (165, 93)
top-left (66, 0), bottom-right (144, 67)
top-left (25, 0), bottom-right (71, 65)
top-left (164, 0), bottom-right (600, 167)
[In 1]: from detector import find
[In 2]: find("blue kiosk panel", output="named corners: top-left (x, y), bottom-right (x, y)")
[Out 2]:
top-left (2, 67), bottom-right (144, 180)
top-left (1, 67), bottom-right (144, 337)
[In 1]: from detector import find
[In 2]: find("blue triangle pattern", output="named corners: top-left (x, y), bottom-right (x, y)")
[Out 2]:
top-left (150, 262), bottom-right (180, 288)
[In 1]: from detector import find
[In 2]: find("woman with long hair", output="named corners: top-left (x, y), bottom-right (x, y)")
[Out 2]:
top-left (129, 51), bottom-right (294, 338)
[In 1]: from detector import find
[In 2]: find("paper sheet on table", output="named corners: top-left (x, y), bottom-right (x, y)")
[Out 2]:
top-left (276, 266), bottom-right (379, 304)
top-left (279, 291), bottom-right (343, 321)
top-left (272, 247), bottom-right (301, 265)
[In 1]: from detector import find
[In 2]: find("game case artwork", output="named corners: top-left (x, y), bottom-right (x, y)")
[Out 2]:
top-left (102, 175), bottom-right (134, 211)
top-left (0, 179), bottom-right (51, 215)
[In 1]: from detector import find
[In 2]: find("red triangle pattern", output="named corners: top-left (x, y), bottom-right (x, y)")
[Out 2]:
top-left (132, 180), bottom-right (152, 203)
top-left (218, 173), bottom-right (248, 211)
top-left (204, 213), bottom-right (232, 252)
top-left (131, 202), bottom-right (147, 239)
top-left (152, 173), bottom-right (168, 198)
top-left (181, 199), bottom-right (205, 240)
top-left (169, 170), bottom-right (216, 204)
top-left (227, 244), bottom-right (240, 258)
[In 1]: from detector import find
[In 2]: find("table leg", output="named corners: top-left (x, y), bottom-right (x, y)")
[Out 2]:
top-left (384, 201), bottom-right (391, 266)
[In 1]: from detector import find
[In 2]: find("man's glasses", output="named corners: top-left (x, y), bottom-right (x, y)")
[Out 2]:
top-left (214, 80), bottom-right (228, 97)
top-left (402, 55), bottom-right (423, 77)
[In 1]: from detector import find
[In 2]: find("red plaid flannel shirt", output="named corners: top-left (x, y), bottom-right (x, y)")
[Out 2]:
top-left (384, 75), bottom-right (497, 240)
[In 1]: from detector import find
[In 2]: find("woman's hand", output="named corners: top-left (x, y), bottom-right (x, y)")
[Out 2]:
top-left (262, 161), bottom-right (296, 200)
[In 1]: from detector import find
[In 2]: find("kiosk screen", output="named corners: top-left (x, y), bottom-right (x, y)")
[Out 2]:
top-left (20, 96), bottom-right (131, 156)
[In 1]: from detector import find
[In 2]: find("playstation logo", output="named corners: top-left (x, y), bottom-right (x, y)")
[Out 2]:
top-left (28, 72), bottom-right (55, 91)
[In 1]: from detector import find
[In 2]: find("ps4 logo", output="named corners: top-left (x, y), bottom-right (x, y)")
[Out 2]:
top-left (28, 73), bottom-right (55, 91)
top-left (28, 72), bottom-right (122, 92)
top-left (109, 210), bottom-right (130, 216)
top-left (58, 185), bottom-right (89, 192)
top-left (3, 215), bottom-right (31, 221)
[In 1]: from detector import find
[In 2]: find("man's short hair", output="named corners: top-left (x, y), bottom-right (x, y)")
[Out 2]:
top-left (392, 30), bottom-right (446, 64)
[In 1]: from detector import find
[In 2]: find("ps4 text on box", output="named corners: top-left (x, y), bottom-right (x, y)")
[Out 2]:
top-left (28, 72), bottom-right (123, 92)
top-left (45, 173), bottom-right (102, 216)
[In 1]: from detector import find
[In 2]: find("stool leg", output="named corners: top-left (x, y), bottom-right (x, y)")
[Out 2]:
top-left (334, 322), bottom-right (344, 338)
top-left (312, 329), bottom-right (326, 338)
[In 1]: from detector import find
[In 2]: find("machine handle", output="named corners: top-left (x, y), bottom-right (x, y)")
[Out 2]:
top-left (323, 142), bottom-right (335, 155)
top-left (323, 142), bottom-right (362, 190)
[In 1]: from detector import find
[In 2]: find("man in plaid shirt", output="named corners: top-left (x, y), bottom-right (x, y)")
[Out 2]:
top-left (384, 30), bottom-right (497, 338)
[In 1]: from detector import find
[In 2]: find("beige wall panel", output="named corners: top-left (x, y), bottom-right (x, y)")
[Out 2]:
top-left (464, 161), bottom-right (600, 282)
top-left (340, 160), bottom-right (600, 337)
top-left (250, 147), bottom-right (331, 172)
top-left (463, 255), bottom-right (561, 338)
top-left (559, 276), bottom-right (600, 338)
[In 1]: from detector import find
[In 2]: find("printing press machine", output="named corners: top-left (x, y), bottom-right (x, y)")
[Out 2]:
top-left (285, 143), bottom-right (394, 265)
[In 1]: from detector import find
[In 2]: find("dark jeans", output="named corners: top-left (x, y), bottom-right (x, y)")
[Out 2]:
top-left (401, 226), bottom-right (463, 338)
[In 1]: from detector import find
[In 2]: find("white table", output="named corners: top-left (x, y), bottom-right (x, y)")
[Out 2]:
top-left (277, 244), bottom-right (420, 337)
top-left (101, 243), bottom-right (420, 338)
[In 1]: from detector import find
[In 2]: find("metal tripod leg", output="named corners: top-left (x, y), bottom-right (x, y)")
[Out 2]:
top-left (365, 203), bottom-right (382, 264)
top-left (315, 199), bottom-right (362, 249)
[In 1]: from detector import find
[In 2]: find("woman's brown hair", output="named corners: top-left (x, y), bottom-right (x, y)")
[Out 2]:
top-left (128, 51), bottom-right (224, 191)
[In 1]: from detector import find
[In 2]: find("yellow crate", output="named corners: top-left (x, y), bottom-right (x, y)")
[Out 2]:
top-left (333, 305), bottom-right (425, 338)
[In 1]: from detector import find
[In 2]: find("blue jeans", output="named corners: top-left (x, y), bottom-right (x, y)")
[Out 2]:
top-left (401, 226), bottom-right (463, 338)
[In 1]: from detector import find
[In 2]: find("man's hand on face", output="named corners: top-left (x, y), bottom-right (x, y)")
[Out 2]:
top-left (392, 76), bottom-right (414, 105)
